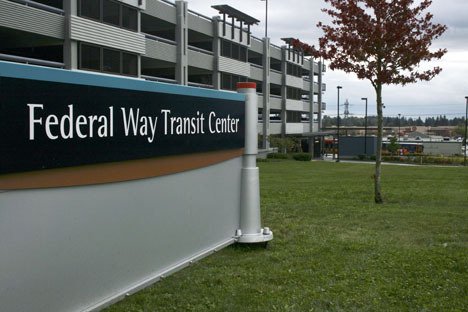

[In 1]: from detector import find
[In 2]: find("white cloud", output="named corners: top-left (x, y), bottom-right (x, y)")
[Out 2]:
top-left (185, 0), bottom-right (467, 117)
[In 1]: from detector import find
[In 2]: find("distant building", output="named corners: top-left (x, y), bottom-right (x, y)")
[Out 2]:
top-left (406, 131), bottom-right (430, 140)
top-left (427, 126), bottom-right (456, 137)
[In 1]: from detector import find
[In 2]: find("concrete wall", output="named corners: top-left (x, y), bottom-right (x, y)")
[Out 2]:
top-left (0, 158), bottom-right (242, 312)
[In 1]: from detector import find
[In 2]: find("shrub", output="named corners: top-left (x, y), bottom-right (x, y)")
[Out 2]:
top-left (387, 136), bottom-right (400, 155)
top-left (269, 136), bottom-right (302, 153)
top-left (267, 153), bottom-right (288, 159)
top-left (292, 153), bottom-right (312, 161)
top-left (380, 155), bottom-right (463, 166)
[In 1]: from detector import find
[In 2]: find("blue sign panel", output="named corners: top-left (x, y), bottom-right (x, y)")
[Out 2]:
top-left (0, 62), bottom-right (245, 175)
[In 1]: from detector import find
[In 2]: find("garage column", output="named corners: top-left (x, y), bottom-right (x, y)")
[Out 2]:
top-left (64, 0), bottom-right (78, 70)
top-left (175, 0), bottom-right (188, 85)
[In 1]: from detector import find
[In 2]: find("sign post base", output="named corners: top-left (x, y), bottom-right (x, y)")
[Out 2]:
top-left (236, 227), bottom-right (273, 243)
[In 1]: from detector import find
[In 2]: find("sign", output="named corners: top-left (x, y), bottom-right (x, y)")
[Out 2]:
top-left (0, 63), bottom-right (269, 312)
top-left (0, 76), bottom-right (244, 175)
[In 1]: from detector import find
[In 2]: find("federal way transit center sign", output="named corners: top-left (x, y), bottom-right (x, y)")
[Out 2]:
top-left (0, 61), bottom-right (244, 188)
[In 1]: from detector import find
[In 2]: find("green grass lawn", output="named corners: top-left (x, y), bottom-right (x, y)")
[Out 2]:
top-left (105, 161), bottom-right (468, 312)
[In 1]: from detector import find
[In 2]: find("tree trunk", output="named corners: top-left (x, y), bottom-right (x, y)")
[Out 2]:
top-left (374, 83), bottom-right (384, 203)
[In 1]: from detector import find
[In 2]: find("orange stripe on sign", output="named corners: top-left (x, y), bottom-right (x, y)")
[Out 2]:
top-left (0, 149), bottom-right (244, 190)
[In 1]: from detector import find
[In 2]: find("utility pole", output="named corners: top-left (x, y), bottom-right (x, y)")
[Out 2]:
top-left (361, 97), bottom-right (368, 156)
top-left (464, 96), bottom-right (467, 166)
top-left (336, 86), bottom-right (342, 162)
top-left (260, 0), bottom-right (268, 38)
top-left (398, 113), bottom-right (401, 142)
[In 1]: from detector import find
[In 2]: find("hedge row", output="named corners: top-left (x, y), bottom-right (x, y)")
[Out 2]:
top-left (266, 153), bottom-right (312, 161)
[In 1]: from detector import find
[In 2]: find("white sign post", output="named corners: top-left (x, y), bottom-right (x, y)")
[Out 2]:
top-left (236, 82), bottom-right (273, 243)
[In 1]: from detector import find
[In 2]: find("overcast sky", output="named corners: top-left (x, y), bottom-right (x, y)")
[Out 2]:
top-left (185, 0), bottom-right (467, 119)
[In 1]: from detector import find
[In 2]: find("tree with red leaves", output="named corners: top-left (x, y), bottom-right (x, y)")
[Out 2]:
top-left (310, 0), bottom-right (447, 203)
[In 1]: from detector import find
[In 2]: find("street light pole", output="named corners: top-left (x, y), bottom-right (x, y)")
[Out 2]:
top-left (398, 113), bottom-right (401, 142)
top-left (260, 0), bottom-right (268, 38)
top-left (361, 97), bottom-right (368, 156)
top-left (337, 86), bottom-right (342, 162)
top-left (464, 96), bottom-right (467, 166)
